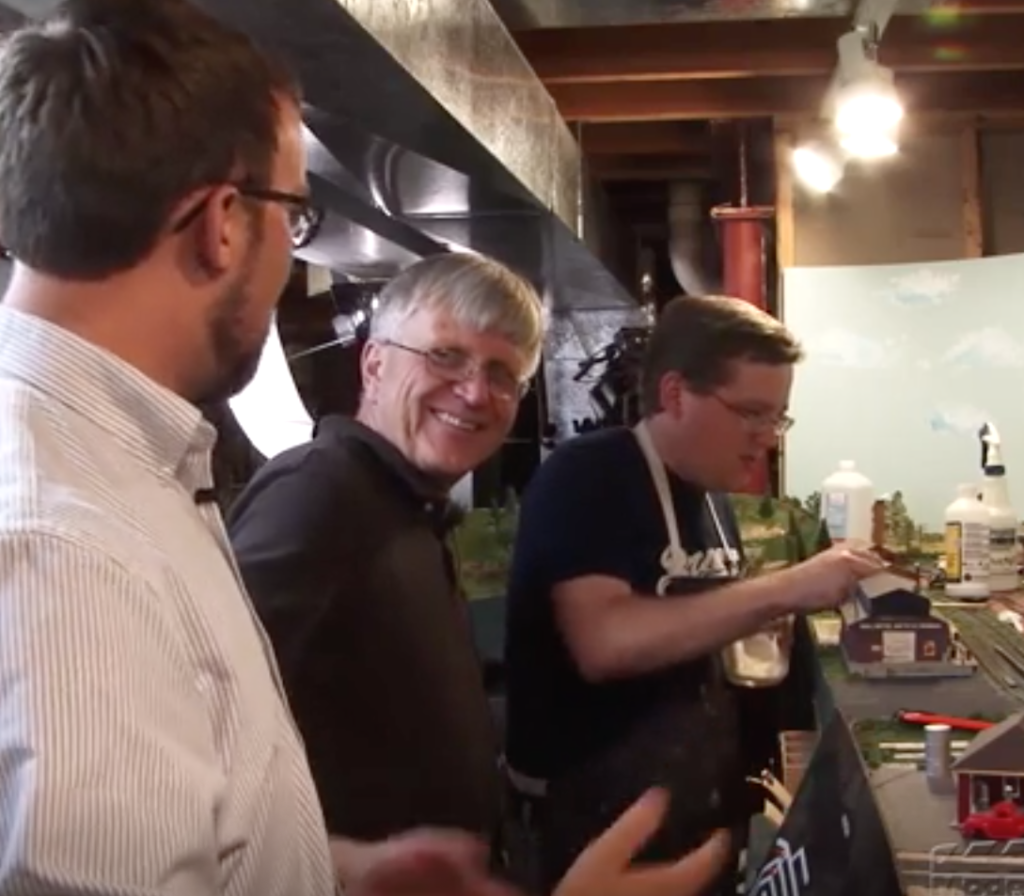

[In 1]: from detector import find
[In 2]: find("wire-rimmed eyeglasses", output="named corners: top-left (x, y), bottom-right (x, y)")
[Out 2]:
top-left (386, 341), bottom-right (531, 403)
top-left (712, 392), bottom-right (795, 436)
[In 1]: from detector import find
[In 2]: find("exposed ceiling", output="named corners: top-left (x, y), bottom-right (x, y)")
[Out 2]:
top-left (495, 0), bottom-right (1024, 151)
top-left (491, 0), bottom-right (1024, 280)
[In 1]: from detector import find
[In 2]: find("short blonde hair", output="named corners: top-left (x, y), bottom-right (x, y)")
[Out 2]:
top-left (370, 253), bottom-right (545, 375)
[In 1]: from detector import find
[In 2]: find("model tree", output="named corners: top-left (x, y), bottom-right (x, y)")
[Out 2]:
top-left (885, 490), bottom-right (919, 554)
top-left (814, 518), bottom-right (833, 555)
top-left (786, 508), bottom-right (812, 563)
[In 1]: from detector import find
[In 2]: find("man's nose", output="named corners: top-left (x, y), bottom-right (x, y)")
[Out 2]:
top-left (752, 427), bottom-right (780, 450)
top-left (452, 369), bottom-right (491, 406)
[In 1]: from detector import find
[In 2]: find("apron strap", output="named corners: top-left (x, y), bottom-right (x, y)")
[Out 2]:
top-left (633, 421), bottom-right (684, 558)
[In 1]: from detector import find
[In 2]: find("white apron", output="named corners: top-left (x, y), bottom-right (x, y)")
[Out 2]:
top-left (632, 421), bottom-right (791, 688)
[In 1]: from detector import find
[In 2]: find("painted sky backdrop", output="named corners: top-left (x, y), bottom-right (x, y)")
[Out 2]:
top-left (783, 253), bottom-right (1024, 532)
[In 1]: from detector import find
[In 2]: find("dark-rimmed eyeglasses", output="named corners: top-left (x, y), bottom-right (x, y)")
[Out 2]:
top-left (712, 392), bottom-right (794, 436)
top-left (172, 184), bottom-right (323, 249)
top-left (385, 341), bottom-right (530, 403)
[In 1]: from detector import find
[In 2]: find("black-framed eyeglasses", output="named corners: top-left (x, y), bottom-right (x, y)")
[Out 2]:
top-left (712, 392), bottom-right (794, 436)
top-left (385, 341), bottom-right (530, 403)
top-left (172, 183), bottom-right (323, 249)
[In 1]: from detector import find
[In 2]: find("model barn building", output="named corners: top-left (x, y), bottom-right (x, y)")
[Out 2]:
top-left (952, 712), bottom-right (1024, 824)
top-left (839, 569), bottom-right (967, 676)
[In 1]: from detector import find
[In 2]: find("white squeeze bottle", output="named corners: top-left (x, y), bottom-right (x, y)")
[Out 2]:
top-left (944, 483), bottom-right (991, 601)
top-left (979, 423), bottom-right (1019, 593)
top-left (820, 460), bottom-right (873, 544)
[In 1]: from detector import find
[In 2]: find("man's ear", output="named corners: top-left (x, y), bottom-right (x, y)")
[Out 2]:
top-left (170, 185), bottom-right (241, 277)
top-left (658, 371), bottom-right (687, 420)
top-left (360, 340), bottom-right (384, 396)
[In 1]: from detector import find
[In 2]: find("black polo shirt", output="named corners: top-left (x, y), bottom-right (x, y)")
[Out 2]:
top-left (228, 415), bottom-right (501, 842)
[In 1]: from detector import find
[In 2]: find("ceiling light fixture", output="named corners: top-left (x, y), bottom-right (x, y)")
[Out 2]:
top-left (832, 29), bottom-right (903, 160)
top-left (792, 142), bottom-right (845, 194)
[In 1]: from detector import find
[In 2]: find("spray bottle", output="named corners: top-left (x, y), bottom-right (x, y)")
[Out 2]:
top-left (944, 484), bottom-right (990, 601)
top-left (979, 423), bottom-right (1020, 593)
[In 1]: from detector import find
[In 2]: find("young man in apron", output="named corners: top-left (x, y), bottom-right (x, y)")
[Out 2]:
top-left (502, 295), bottom-right (885, 894)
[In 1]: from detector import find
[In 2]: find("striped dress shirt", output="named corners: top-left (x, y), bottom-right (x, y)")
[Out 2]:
top-left (0, 307), bottom-right (336, 895)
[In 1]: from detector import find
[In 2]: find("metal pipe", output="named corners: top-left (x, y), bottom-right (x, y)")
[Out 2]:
top-left (738, 123), bottom-right (749, 209)
top-left (924, 723), bottom-right (955, 793)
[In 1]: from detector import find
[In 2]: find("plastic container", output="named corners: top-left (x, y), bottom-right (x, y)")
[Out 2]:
top-left (722, 616), bottom-right (793, 688)
top-left (820, 460), bottom-right (874, 544)
top-left (979, 424), bottom-right (1019, 593)
top-left (944, 483), bottom-right (991, 601)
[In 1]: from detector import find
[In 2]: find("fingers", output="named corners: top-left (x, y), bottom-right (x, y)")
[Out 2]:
top-left (353, 832), bottom-right (492, 896)
top-left (627, 829), bottom-right (733, 896)
top-left (356, 851), bottom-right (518, 896)
top-left (554, 788), bottom-right (670, 896)
top-left (391, 830), bottom-right (490, 868)
top-left (355, 850), bottom-right (467, 895)
top-left (580, 788), bottom-right (671, 873)
top-left (832, 546), bottom-right (887, 579)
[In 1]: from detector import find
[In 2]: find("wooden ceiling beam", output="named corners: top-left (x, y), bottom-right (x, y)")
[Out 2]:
top-left (517, 15), bottom-right (1024, 83)
top-left (948, 0), bottom-right (1024, 12)
top-left (550, 70), bottom-right (1024, 122)
top-left (580, 121), bottom-right (712, 155)
top-left (588, 154), bottom-right (714, 181)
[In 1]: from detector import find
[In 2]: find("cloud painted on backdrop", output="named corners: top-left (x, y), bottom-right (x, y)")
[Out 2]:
top-left (878, 268), bottom-right (961, 308)
top-left (804, 328), bottom-right (896, 368)
top-left (942, 328), bottom-right (1024, 369)
top-left (928, 404), bottom-right (991, 436)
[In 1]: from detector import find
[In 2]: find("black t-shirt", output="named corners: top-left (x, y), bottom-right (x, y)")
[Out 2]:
top-left (503, 426), bottom-right (743, 780)
top-left (228, 416), bottom-right (501, 842)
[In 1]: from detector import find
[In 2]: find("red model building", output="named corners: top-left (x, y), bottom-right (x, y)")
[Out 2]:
top-left (952, 711), bottom-right (1024, 835)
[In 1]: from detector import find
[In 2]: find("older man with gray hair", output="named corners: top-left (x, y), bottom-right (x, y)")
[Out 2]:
top-left (230, 253), bottom-right (734, 896)
top-left (229, 252), bottom-right (542, 853)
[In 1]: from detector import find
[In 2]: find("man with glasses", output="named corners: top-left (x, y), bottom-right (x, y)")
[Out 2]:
top-left (0, 1), bottom-right (335, 892)
top-left (228, 253), bottom-right (543, 861)
top-left (230, 256), bottom-right (745, 896)
top-left (502, 295), bottom-right (886, 895)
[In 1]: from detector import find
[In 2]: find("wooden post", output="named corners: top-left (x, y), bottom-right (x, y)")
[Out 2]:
top-left (774, 125), bottom-right (796, 272)
top-left (773, 122), bottom-right (795, 499)
top-left (961, 124), bottom-right (984, 258)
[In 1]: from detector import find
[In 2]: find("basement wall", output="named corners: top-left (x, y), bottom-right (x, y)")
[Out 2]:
top-left (788, 128), bottom-right (1024, 266)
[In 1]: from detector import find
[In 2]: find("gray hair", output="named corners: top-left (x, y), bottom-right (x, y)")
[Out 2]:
top-left (369, 253), bottom-right (545, 375)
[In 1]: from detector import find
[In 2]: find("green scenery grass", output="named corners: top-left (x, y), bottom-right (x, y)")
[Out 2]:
top-left (452, 493), bottom-right (822, 599)
top-left (450, 493), bottom-right (1005, 770)
top-left (452, 500), bottom-right (518, 600)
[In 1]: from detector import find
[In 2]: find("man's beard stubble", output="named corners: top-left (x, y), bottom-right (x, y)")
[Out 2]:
top-left (196, 262), bottom-right (270, 407)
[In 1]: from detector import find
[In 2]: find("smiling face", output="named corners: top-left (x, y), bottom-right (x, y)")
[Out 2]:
top-left (359, 305), bottom-right (530, 483)
top-left (658, 358), bottom-right (794, 492)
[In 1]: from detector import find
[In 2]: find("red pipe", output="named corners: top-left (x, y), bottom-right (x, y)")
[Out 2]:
top-left (896, 709), bottom-right (995, 732)
top-left (711, 204), bottom-right (775, 495)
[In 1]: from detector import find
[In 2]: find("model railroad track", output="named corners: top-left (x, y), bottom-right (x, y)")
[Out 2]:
top-left (995, 594), bottom-right (1024, 617)
top-left (897, 845), bottom-right (1024, 894)
top-left (942, 606), bottom-right (1024, 704)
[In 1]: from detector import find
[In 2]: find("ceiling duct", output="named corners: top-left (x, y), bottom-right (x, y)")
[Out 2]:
top-left (194, 0), bottom-right (579, 233)
top-left (183, 0), bottom-right (633, 311)
top-left (668, 182), bottom-right (716, 297)
top-left (0, 0), bottom-right (634, 311)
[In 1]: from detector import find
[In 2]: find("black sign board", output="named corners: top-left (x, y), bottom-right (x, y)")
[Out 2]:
top-left (750, 708), bottom-right (903, 896)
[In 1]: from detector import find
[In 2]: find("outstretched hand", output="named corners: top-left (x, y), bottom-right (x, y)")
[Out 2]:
top-left (786, 543), bottom-right (888, 612)
top-left (337, 830), bottom-right (518, 896)
top-left (555, 789), bottom-right (732, 896)
top-left (338, 788), bottom-right (731, 896)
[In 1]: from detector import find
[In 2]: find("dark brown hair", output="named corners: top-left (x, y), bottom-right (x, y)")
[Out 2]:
top-left (0, 0), bottom-right (299, 279)
top-left (640, 295), bottom-right (803, 414)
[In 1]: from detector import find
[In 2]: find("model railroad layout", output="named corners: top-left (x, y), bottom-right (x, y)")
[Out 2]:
top-left (940, 602), bottom-right (1024, 703)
